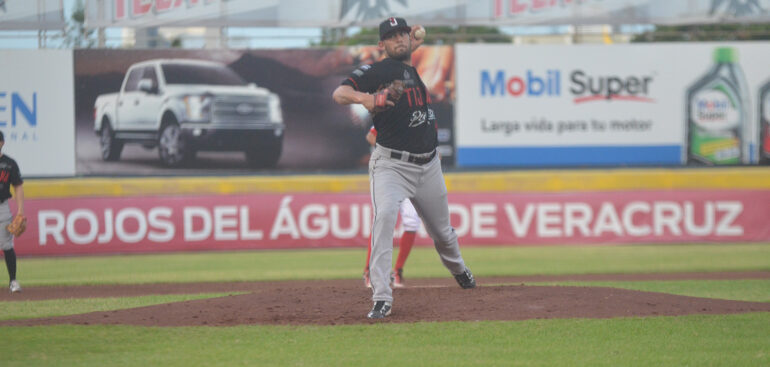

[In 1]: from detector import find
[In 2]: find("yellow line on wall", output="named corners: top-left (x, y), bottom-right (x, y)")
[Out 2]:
top-left (22, 167), bottom-right (770, 199)
top-left (23, 175), bottom-right (370, 199)
top-left (445, 168), bottom-right (770, 193)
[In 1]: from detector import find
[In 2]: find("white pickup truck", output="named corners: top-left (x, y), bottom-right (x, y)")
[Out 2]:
top-left (94, 59), bottom-right (285, 167)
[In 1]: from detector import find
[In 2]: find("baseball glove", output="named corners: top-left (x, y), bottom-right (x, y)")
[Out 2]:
top-left (372, 80), bottom-right (405, 112)
top-left (7, 215), bottom-right (26, 237)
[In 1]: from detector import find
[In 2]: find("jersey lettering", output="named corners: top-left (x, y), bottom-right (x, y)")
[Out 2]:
top-left (405, 87), bottom-right (425, 107)
top-left (409, 110), bottom-right (428, 127)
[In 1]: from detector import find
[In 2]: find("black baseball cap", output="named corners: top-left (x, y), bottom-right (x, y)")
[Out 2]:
top-left (379, 17), bottom-right (411, 40)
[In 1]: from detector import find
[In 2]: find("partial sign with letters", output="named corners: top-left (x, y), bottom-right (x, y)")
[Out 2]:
top-left (0, 50), bottom-right (75, 177)
top-left (14, 190), bottom-right (770, 256)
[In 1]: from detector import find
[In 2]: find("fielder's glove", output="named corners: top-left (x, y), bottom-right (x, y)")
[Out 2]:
top-left (372, 80), bottom-right (405, 112)
top-left (7, 215), bottom-right (26, 237)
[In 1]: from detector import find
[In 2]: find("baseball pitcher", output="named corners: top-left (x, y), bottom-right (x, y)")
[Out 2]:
top-left (333, 17), bottom-right (475, 319)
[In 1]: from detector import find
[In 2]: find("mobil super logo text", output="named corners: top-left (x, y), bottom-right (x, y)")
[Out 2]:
top-left (480, 69), bottom-right (655, 103)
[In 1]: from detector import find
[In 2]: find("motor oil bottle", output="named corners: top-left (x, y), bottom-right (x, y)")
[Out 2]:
top-left (759, 80), bottom-right (770, 164)
top-left (685, 47), bottom-right (752, 165)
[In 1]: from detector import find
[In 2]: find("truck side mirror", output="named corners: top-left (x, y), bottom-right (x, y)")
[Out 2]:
top-left (138, 79), bottom-right (157, 94)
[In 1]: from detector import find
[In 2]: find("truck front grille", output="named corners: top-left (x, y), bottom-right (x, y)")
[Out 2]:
top-left (211, 95), bottom-right (270, 124)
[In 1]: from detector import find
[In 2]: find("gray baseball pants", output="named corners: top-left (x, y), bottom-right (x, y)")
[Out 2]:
top-left (0, 201), bottom-right (13, 251)
top-left (368, 144), bottom-right (467, 303)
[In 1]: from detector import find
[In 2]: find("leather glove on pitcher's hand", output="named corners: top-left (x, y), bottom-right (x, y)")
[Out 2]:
top-left (372, 80), bottom-right (405, 112)
top-left (7, 215), bottom-right (26, 237)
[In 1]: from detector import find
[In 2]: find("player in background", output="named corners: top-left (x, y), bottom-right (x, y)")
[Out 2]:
top-left (363, 126), bottom-right (420, 288)
top-left (0, 131), bottom-right (25, 293)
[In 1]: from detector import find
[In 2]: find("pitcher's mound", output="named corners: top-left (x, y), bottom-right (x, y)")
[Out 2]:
top-left (2, 274), bottom-right (769, 327)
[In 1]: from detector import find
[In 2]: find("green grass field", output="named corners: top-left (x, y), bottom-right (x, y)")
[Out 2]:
top-left (1, 243), bottom-right (768, 367)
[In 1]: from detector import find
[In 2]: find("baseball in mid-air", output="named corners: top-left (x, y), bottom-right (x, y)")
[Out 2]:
top-left (414, 26), bottom-right (426, 40)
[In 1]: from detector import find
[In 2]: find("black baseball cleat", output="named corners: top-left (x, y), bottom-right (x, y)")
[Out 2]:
top-left (367, 301), bottom-right (392, 319)
top-left (454, 267), bottom-right (476, 289)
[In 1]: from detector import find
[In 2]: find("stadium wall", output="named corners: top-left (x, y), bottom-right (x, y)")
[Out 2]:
top-left (16, 168), bottom-right (770, 255)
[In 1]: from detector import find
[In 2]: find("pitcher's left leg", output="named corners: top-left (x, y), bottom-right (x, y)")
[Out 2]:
top-left (411, 158), bottom-right (466, 275)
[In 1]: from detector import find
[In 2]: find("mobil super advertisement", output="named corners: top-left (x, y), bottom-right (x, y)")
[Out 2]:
top-left (455, 42), bottom-right (770, 167)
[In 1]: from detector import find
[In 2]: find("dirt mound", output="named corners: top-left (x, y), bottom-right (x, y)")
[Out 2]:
top-left (2, 272), bottom-right (769, 326)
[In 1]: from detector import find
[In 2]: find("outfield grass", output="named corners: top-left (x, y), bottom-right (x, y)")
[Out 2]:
top-left (528, 279), bottom-right (770, 303)
top-left (0, 313), bottom-right (767, 367)
top-left (15, 243), bottom-right (770, 286)
top-left (0, 293), bottom-right (246, 321)
top-left (1, 244), bottom-right (768, 366)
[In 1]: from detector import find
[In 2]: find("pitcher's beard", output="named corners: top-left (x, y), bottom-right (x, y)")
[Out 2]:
top-left (391, 50), bottom-right (410, 62)
top-left (386, 43), bottom-right (411, 61)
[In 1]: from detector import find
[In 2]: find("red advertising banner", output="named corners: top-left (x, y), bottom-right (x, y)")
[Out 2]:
top-left (14, 190), bottom-right (770, 256)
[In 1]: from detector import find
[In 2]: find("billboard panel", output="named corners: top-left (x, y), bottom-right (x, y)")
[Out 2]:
top-left (0, 50), bottom-right (76, 177)
top-left (84, 0), bottom-right (770, 28)
top-left (487, 0), bottom-right (770, 25)
top-left (74, 47), bottom-right (456, 175)
top-left (15, 189), bottom-right (770, 256)
top-left (456, 42), bottom-right (770, 167)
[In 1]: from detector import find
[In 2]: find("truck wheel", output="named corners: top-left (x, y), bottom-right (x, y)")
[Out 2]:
top-left (245, 138), bottom-right (282, 168)
top-left (100, 123), bottom-right (123, 161)
top-left (158, 123), bottom-right (193, 167)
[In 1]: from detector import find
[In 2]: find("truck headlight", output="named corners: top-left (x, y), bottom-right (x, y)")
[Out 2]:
top-left (183, 95), bottom-right (212, 122)
top-left (268, 94), bottom-right (283, 123)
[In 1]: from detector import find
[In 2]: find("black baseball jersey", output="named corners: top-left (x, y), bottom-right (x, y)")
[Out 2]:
top-left (342, 57), bottom-right (437, 154)
top-left (0, 155), bottom-right (23, 202)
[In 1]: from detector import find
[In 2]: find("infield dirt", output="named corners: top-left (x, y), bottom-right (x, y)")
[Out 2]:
top-left (2, 271), bottom-right (769, 326)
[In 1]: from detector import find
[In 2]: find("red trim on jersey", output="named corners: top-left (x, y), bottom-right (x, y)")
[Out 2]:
top-left (347, 77), bottom-right (359, 90)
